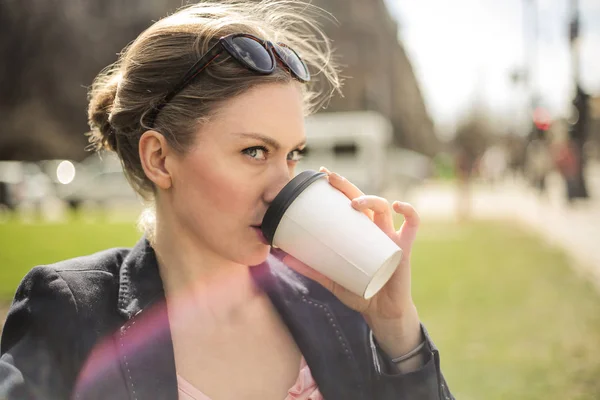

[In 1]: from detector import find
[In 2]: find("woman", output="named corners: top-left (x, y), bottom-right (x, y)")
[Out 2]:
top-left (0, 2), bottom-right (453, 399)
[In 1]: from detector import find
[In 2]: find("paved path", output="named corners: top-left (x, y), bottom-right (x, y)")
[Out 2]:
top-left (400, 162), bottom-right (600, 291)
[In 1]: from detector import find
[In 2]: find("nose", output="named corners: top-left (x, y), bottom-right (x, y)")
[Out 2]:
top-left (262, 168), bottom-right (293, 205)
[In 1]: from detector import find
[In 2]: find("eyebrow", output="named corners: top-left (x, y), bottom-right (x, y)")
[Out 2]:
top-left (234, 132), bottom-right (306, 151)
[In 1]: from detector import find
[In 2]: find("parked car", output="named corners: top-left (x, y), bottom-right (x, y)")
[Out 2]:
top-left (0, 161), bottom-right (56, 212)
top-left (301, 111), bottom-right (394, 194)
top-left (0, 161), bottom-right (25, 210)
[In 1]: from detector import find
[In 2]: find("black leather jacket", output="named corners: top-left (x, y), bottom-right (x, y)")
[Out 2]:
top-left (0, 238), bottom-right (454, 399)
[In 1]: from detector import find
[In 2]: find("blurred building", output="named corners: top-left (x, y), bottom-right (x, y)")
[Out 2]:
top-left (311, 0), bottom-right (439, 156)
top-left (0, 0), bottom-right (438, 160)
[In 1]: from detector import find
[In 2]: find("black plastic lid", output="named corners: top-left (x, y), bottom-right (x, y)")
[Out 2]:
top-left (261, 170), bottom-right (326, 245)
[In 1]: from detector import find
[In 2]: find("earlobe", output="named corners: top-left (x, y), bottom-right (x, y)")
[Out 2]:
top-left (139, 130), bottom-right (172, 190)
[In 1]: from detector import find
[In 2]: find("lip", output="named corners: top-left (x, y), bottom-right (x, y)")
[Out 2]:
top-left (251, 226), bottom-right (269, 245)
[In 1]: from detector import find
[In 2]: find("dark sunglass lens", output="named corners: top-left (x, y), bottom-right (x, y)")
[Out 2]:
top-left (230, 36), bottom-right (274, 72)
top-left (274, 44), bottom-right (310, 81)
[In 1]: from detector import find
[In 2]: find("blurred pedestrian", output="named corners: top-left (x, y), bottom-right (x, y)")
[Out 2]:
top-left (480, 145), bottom-right (508, 186)
top-left (524, 138), bottom-right (552, 195)
top-left (553, 139), bottom-right (580, 202)
top-left (454, 146), bottom-right (476, 221)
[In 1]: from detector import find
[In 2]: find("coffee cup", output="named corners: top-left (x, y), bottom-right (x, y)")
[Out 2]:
top-left (261, 170), bottom-right (402, 299)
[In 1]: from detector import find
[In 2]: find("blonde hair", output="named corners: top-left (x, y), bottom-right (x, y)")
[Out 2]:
top-left (87, 0), bottom-right (341, 204)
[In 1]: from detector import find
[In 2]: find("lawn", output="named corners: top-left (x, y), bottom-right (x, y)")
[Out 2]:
top-left (0, 216), bottom-right (140, 299)
top-left (412, 221), bottom-right (600, 399)
top-left (1, 218), bottom-right (600, 399)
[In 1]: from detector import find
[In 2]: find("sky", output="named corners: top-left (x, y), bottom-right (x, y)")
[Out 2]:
top-left (384, 0), bottom-right (600, 136)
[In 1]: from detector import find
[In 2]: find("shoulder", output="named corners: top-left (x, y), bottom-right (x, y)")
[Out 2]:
top-left (45, 246), bottom-right (130, 276)
top-left (1, 247), bottom-right (131, 353)
top-left (15, 247), bottom-right (130, 306)
top-left (44, 247), bottom-right (130, 301)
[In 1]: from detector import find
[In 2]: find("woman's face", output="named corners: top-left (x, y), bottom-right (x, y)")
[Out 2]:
top-left (165, 82), bottom-right (307, 266)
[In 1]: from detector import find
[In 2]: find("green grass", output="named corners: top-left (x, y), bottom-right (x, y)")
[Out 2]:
top-left (412, 221), bottom-right (600, 400)
top-left (1, 217), bottom-right (600, 398)
top-left (0, 216), bottom-right (140, 299)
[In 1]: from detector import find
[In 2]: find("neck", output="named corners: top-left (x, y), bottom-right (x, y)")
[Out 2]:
top-left (152, 209), bottom-right (263, 326)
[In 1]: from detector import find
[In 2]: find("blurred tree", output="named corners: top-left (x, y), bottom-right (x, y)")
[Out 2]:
top-left (310, 0), bottom-right (439, 156)
top-left (565, 85), bottom-right (590, 199)
top-left (453, 113), bottom-right (494, 165)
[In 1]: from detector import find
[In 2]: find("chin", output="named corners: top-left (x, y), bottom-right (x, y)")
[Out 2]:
top-left (235, 244), bottom-right (271, 267)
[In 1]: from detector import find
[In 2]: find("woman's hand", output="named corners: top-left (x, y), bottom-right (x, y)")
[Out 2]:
top-left (279, 167), bottom-right (424, 362)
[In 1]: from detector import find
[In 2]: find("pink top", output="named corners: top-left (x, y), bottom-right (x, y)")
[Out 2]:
top-left (177, 357), bottom-right (323, 400)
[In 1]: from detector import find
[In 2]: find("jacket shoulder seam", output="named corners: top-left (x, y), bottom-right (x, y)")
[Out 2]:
top-left (55, 269), bottom-right (115, 275)
top-left (53, 269), bottom-right (80, 317)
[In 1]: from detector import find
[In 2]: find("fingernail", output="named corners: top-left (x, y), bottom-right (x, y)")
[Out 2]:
top-left (354, 198), bottom-right (366, 205)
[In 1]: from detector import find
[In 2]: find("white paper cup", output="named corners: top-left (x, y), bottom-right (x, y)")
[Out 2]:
top-left (261, 170), bottom-right (402, 299)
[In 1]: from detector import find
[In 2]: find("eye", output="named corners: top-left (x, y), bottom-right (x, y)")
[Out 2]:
top-left (242, 146), bottom-right (268, 161)
top-left (287, 148), bottom-right (306, 162)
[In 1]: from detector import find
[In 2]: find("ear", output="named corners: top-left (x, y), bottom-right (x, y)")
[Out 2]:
top-left (139, 130), bottom-right (173, 190)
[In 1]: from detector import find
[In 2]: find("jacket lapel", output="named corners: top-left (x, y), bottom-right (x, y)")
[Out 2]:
top-left (253, 257), bottom-right (370, 400)
top-left (115, 239), bottom-right (178, 400)
top-left (117, 301), bottom-right (178, 400)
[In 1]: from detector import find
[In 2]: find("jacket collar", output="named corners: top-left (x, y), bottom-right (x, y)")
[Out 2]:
top-left (116, 237), bottom-right (309, 319)
top-left (116, 237), bottom-right (164, 319)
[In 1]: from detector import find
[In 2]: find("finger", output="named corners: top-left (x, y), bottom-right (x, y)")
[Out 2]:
top-left (327, 172), bottom-right (365, 199)
top-left (393, 201), bottom-right (420, 228)
top-left (393, 201), bottom-right (420, 245)
top-left (319, 166), bottom-right (331, 175)
top-left (351, 195), bottom-right (395, 235)
top-left (326, 172), bottom-right (373, 219)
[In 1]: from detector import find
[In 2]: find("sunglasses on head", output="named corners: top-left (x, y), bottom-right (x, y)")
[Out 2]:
top-left (147, 33), bottom-right (311, 127)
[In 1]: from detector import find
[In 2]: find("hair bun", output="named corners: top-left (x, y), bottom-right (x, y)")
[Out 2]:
top-left (87, 73), bottom-right (121, 152)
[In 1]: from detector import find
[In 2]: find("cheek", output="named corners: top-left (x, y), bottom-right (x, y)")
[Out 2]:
top-left (203, 176), bottom-right (247, 214)
top-left (179, 158), bottom-right (254, 216)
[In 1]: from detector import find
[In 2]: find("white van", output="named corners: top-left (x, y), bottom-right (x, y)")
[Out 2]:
top-left (300, 111), bottom-right (394, 194)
